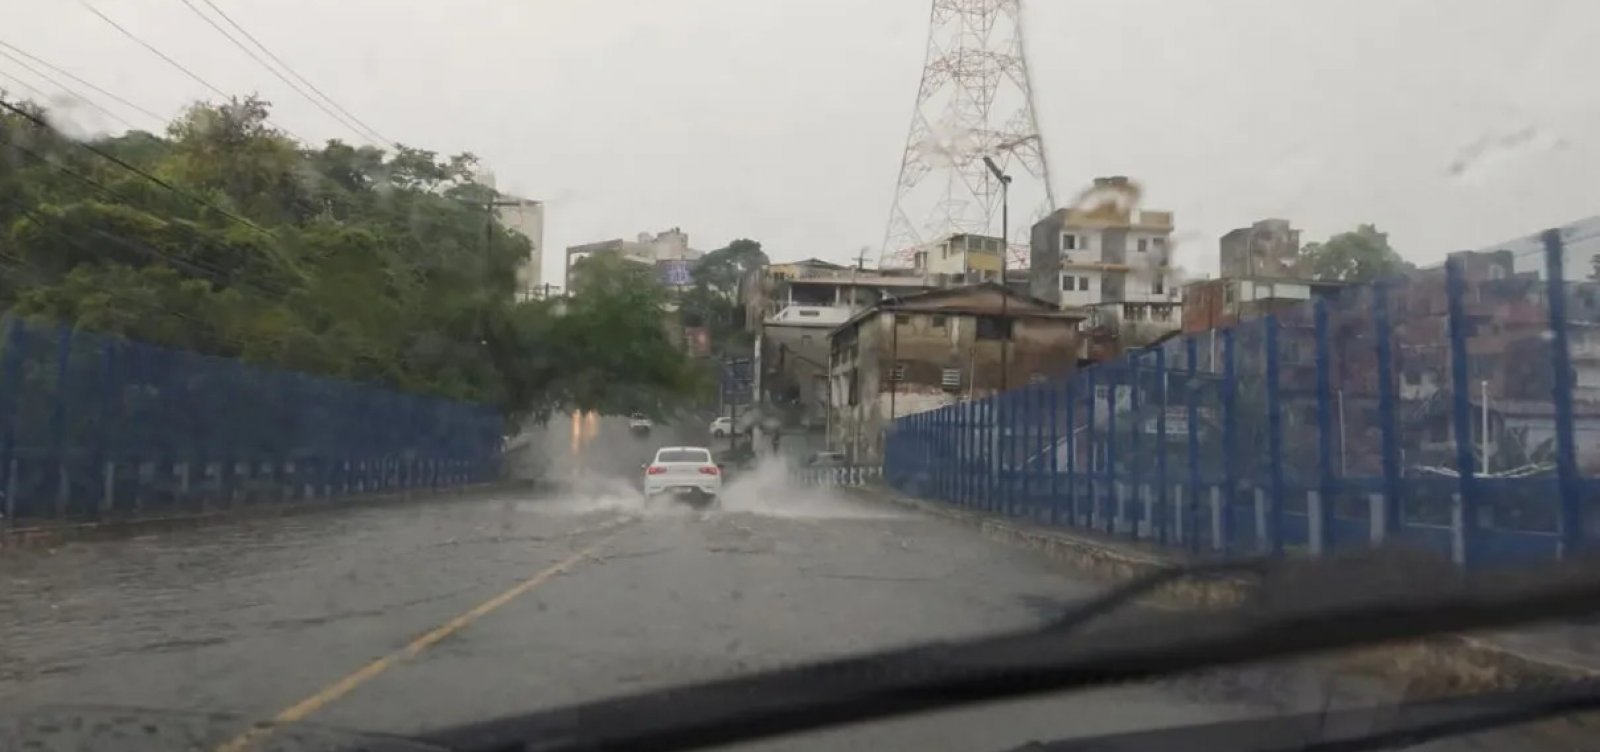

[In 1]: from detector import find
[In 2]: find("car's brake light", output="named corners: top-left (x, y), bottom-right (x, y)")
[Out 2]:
top-left (646, 466), bottom-right (667, 475)
top-left (698, 466), bottom-right (719, 476)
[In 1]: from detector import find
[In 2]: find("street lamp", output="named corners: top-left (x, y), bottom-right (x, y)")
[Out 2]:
top-left (983, 156), bottom-right (1014, 391)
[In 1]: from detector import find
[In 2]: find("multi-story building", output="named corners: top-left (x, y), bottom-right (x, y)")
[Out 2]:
top-left (750, 262), bottom-right (939, 429)
top-left (912, 233), bottom-right (1006, 283)
top-left (827, 284), bottom-right (1084, 462)
top-left (1028, 177), bottom-right (1181, 346)
top-left (564, 227), bottom-right (703, 292)
top-left (492, 197), bottom-right (545, 300)
top-left (1219, 219), bottom-right (1302, 279)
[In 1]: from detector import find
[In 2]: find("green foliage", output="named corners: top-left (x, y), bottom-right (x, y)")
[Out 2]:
top-left (0, 95), bottom-right (703, 423)
top-left (1293, 224), bottom-right (1413, 283)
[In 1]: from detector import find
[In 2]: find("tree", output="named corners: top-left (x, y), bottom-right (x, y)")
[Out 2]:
top-left (1, 95), bottom-right (704, 424)
top-left (1293, 224), bottom-right (1413, 283)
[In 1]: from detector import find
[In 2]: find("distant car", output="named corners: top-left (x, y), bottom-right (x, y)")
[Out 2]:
top-left (642, 446), bottom-right (722, 509)
top-left (709, 416), bottom-right (734, 437)
top-left (806, 451), bottom-right (848, 468)
top-left (628, 413), bottom-right (653, 434)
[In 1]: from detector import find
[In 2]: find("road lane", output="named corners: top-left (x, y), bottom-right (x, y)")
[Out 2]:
top-left (1, 470), bottom-right (1471, 750)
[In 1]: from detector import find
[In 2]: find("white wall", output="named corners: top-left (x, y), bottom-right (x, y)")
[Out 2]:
top-left (496, 198), bottom-right (545, 290)
top-left (1060, 228), bottom-right (1103, 264)
top-left (1058, 269), bottom-right (1104, 306)
top-left (769, 305), bottom-right (851, 325)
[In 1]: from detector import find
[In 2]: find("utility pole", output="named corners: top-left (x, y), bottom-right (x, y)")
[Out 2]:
top-left (984, 156), bottom-right (1014, 392)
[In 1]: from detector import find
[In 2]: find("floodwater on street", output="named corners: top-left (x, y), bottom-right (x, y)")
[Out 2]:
top-left (0, 461), bottom-right (1524, 750)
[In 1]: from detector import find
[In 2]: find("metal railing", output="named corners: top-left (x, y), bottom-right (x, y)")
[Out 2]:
top-left (885, 227), bottom-right (1600, 569)
top-left (0, 317), bottom-right (503, 526)
top-left (792, 465), bottom-right (881, 488)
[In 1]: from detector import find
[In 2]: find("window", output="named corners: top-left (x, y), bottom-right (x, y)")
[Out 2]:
top-left (798, 309), bottom-right (820, 317)
top-left (889, 362), bottom-right (907, 381)
top-left (1152, 277), bottom-right (1164, 295)
top-left (976, 316), bottom-right (1013, 340)
top-left (940, 368), bottom-right (962, 389)
top-left (1061, 274), bottom-right (1076, 292)
top-left (894, 313), bottom-right (911, 326)
top-left (656, 448), bottom-right (712, 464)
top-left (1123, 304), bottom-right (1145, 321)
top-left (930, 315), bottom-right (947, 328)
top-left (1079, 276), bottom-right (1090, 291)
top-left (1150, 306), bottom-right (1173, 322)
top-left (1062, 233), bottom-right (1078, 250)
top-left (1224, 284), bottom-right (1237, 304)
top-left (1137, 238), bottom-right (1149, 253)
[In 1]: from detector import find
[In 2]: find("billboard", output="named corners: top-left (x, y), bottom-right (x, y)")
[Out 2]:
top-left (657, 259), bottom-right (693, 287)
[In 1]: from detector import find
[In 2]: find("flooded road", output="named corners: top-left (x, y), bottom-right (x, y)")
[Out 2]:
top-left (0, 464), bottom-right (1491, 750)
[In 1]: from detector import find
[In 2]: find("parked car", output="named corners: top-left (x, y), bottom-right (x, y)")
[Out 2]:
top-left (709, 416), bottom-right (734, 437)
top-left (642, 446), bottom-right (721, 509)
top-left (805, 451), bottom-right (848, 468)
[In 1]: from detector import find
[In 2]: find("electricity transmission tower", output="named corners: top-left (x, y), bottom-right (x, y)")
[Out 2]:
top-left (881, 0), bottom-right (1056, 270)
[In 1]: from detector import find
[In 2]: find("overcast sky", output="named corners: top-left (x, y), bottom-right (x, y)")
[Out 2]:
top-left (5, 0), bottom-right (1597, 286)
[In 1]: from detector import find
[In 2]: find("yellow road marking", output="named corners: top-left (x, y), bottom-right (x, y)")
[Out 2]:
top-left (216, 544), bottom-right (602, 752)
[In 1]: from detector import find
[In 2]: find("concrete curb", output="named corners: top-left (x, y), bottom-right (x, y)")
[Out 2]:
top-left (846, 484), bottom-right (1600, 696)
top-left (0, 480), bottom-right (535, 552)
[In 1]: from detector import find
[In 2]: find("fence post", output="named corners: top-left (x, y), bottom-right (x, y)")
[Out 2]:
top-left (1085, 368), bottom-right (1097, 528)
top-left (1107, 364), bottom-right (1122, 534)
top-left (1064, 377), bottom-right (1077, 526)
top-left (1129, 354), bottom-right (1143, 539)
top-left (48, 326), bottom-right (72, 519)
top-left (1265, 315), bottom-right (1286, 556)
top-left (1049, 375), bottom-right (1060, 524)
top-left (1313, 299), bottom-right (1336, 556)
top-left (1155, 346), bottom-right (1169, 544)
top-left (0, 318), bottom-right (27, 527)
top-left (1543, 229), bottom-right (1583, 557)
top-left (1373, 279), bottom-right (1404, 541)
top-left (1221, 328), bottom-right (1238, 553)
top-left (96, 339), bottom-right (119, 516)
top-left (1185, 336), bottom-right (1201, 554)
top-left (997, 390), bottom-right (1010, 515)
top-left (1444, 257), bottom-right (1482, 568)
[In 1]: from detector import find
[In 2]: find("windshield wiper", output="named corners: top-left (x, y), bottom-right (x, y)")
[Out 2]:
top-left (420, 551), bottom-right (1600, 752)
top-left (1003, 678), bottom-right (1600, 751)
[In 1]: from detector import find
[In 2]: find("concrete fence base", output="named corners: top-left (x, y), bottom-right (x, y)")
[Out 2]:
top-left (846, 483), bottom-right (1600, 707)
top-left (0, 480), bottom-right (531, 552)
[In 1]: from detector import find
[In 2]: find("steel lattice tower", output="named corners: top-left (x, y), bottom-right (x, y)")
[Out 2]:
top-left (881, 0), bottom-right (1055, 269)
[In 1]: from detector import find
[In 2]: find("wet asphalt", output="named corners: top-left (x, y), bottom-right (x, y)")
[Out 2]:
top-left (0, 462), bottom-right (1535, 751)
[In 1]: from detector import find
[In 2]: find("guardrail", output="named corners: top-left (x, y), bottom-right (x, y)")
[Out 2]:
top-left (0, 316), bottom-right (503, 527)
top-left (792, 465), bottom-right (881, 488)
top-left (885, 227), bottom-right (1600, 570)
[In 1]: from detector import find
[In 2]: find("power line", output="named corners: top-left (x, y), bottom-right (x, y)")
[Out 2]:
top-left (0, 50), bottom-right (146, 132)
top-left (2, 96), bottom-right (276, 240)
top-left (173, 0), bottom-right (372, 147)
top-left (1, 141), bottom-right (298, 298)
top-left (0, 67), bottom-right (52, 101)
top-left (79, 0), bottom-right (227, 99)
top-left (191, 0), bottom-right (394, 146)
top-left (0, 38), bottom-right (168, 122)
top-left (77, 0), bottom-right (311, 145)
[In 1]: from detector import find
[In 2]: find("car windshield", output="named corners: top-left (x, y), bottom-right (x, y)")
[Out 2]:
top-left (656, 449), bottom-right (711, 463)
top-left (3, 1), bottom-right (1598, 751)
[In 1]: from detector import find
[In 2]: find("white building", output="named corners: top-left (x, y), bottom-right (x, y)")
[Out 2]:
top-left (1028, 178), bottom-right (1182, 343)
top-left (494, 197), bottom-right (545, 299)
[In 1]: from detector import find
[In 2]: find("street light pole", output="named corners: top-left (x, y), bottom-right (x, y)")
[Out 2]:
top-left (984, 156), bottom-right (1014, 392)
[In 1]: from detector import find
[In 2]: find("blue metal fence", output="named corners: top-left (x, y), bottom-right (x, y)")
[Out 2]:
top-left (885, 228), bottom-right (1600, 568)
top-left (0, 316), bottom-right (504, 525)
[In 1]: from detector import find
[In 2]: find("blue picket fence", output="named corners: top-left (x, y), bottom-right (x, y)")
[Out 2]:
top-left (885, 227), bottom-right (1600, 569)
top-left (0, 316), bottom-right (504, 525)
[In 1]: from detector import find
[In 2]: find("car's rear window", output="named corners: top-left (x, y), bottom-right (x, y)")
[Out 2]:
top-left (657, 449), bottom-right (711, 463)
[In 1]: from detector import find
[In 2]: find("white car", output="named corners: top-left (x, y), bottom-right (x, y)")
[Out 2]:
top-left (643, 446), bottom-right (722, 508)
top-left (709, 416), bottom-right (734, 437)
top-left (628, 413), bottom-right (653, 433)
